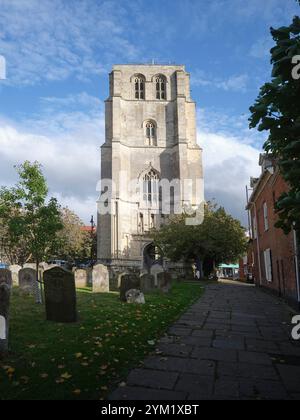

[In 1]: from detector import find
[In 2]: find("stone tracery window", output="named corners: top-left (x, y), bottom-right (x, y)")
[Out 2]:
top-left (143, 169), bottom-right (159, 205)
top-left (134, 75), bottom-right (145, 99)
top-left (155, 75), bottom-right (166, 100)
top-left (145, 121), bottom-right (157, 146)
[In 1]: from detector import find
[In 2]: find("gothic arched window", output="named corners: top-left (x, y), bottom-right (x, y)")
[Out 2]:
top-left (145, 121), bottom-right (157, 146)
top-left (134, 75), bottom-right (145, 99)
top-left (143, 169), bottom-right (159, 205)
top-left (155, 75), bottom-right (166, 100)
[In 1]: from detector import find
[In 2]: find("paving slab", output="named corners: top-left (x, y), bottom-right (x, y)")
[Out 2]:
top-left (108, 281), bottom-right (300, 400)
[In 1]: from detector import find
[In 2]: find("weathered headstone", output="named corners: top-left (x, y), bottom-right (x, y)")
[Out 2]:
top-left (9, 265), bottom-right (21, 286)
top-left (157, 272), bottom-right (172, 294)
top-left (125, 289), bottom-right (145, 304)
top-left (0, 269), bottom-right (12, 354)
top-left (92, 264), bottom-right (109, 293)
top-left (140, 274), bottom-right (155, 293)
top-left (19, 268), bottom-right (36, 294)
top-left (44, 267), bottom-right (77, 323)
top-left (150, 263), bottom-right (164, 286)
top-left (119, 274), bottom-right (140, 302)
top-left (75, 269), bottom-right (91, 288)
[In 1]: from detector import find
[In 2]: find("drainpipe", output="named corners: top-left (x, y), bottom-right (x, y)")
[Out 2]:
top-left (293, 230), bottom-right (300, 304)
top-left (252, 201), bottom-right (262, 286)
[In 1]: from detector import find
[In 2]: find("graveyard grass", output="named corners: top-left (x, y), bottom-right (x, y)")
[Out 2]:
top-left (0, 282), bottom-right (203, 400)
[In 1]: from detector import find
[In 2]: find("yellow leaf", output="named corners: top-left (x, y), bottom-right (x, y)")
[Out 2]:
top-left (73, 389), bottom-right (81, 395)
top-left (75, 353), bottom-right (83, 359)
top-left (61, 372), bottom-right (72, 380)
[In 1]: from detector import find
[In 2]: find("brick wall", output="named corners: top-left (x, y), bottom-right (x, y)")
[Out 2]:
top-left (249, 169), bottom-right (299, 307)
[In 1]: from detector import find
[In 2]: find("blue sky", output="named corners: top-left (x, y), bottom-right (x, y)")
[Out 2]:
top-left (0, 0), bottom-right (299, 225)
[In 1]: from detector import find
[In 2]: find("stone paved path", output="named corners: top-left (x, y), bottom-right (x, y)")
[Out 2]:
top-left (109, 281), bottom-right (300, 400)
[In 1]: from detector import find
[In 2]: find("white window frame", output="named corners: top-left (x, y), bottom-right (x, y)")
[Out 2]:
top-left (263, 202), bottom-right (269, 231)
top-left (264, 249), bottom-right (273, 282)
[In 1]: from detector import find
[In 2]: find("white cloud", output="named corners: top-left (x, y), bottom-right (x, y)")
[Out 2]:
top-left (0, 90), bottom-right (263, 226)
top-left (0, 0), bottom-right (140, 85)
top-left (0, 93), bottom-right (103, 223)
top-left (199, 130), bottom-right (261, 226)
top-left (191, 71), bottom-right (249, 93)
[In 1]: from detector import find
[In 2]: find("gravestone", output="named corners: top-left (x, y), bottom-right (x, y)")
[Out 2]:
top-left (157, 272), bottom-right (172, 294)
top-left (19, 268), bottom-right (36, 294)
top-left (150, 263), bottom-right (164, 286)
top-left (92, 264), bottom-right (109, 293)
top-left (44, 267), bottom-right (77, 323)
top-left (140, 274), bottom-right (155, 293)
top-left (125, 289), bottom-right (145, 304)
top-left (0, 269), bottom-right (12, 353)
top-left (75, 269), bottom-right (91, 288)
top-left (119, 274), bottom-right (140, 302)
top-left (9, 265), bottom-right (21, 286)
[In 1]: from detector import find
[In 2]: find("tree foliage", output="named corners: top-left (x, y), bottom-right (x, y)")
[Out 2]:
top-left (56, 207), bottom-right (96, 261)
top-left (249, 13), bottom-right (300, 233)
top-left (152, 204), bottom-right (247, 273)
top-left (0, 162), bottom-right (63, 266)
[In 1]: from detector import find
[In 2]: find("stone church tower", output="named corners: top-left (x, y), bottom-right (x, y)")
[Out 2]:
top-left (97, 64), bottom-right (204, 272)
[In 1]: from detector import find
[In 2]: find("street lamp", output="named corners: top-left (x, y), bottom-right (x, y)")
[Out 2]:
top-left (90, 215), bottom-right (96, 265)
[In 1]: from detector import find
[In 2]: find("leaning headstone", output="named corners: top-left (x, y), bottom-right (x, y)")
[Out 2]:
top-left (150, 264), bottom-right (164, 286)
top-left (125, 289), bottom-right (145, 304)
top-left (9, 265), bottom-right (21, 286)
top-left (0, 269), bottom-right (12, 354)
top-left (92, 264), bottom-right (109, 293)
top-left (44, 267), bottom-right (77, 323)
top-left (24, 263), bottom-right (36, 269)
top-left (19, 268), bottom-right (36, 294)
top-left (157, 272), bottom-right (172, 294)
top-left (75, 269), bottom-right (89, 288)
top-left (119, 274), bottom-right (140, 302)
top-left (140, 274), bottom-right (155, 293)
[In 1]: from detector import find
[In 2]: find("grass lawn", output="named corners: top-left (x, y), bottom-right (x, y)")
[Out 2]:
top-left (0, 282), bottom-right (204, 400)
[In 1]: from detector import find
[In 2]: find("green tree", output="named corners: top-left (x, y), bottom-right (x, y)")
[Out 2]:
top-left (56, 207), bottom-right (95, 262)
top-left (0, 162), bottom-right (63, 303)
top-left (152, 204), bottom-right (247, 277)
top-left (249, 13), bottom-right (300, 234)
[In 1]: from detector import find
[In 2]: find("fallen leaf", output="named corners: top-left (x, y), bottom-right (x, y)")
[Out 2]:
top-left (73, 389), bottom-right (81, 395)
top-left (61, 372), bottom-right (72, 380)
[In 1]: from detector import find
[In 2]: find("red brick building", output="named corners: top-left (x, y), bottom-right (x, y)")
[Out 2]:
top-left (247, 154), bottom-right (300, 308)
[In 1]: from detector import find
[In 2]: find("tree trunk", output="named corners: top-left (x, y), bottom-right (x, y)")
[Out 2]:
top-left (0, 283), bottom-right (11, 355)
top-left (35, 261), bottom-right (42, 304)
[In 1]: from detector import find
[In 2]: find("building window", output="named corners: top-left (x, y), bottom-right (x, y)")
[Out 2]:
top-left (143, 169), bottom-right (159, 205)
top-left (134, 75), bottom-right (145, 99)
top-left (139, 213), bottom-right (144, 233)
top-left (155, 75), bottom-right (166, 100)
top-left (145, 121), bottom-right (157, 146)
top-left (263, 202), bottom-right (269, 231)
top-left (150, 214), bottom-right (155, 229)
top-left (264, 249), bottom-right (273, 282)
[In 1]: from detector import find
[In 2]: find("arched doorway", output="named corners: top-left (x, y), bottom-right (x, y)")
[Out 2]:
top-left (143, 243), bottom-right (163, 272)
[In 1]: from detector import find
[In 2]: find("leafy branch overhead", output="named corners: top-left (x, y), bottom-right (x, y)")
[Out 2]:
top-left (249, 13), bottom-right (300, 233)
